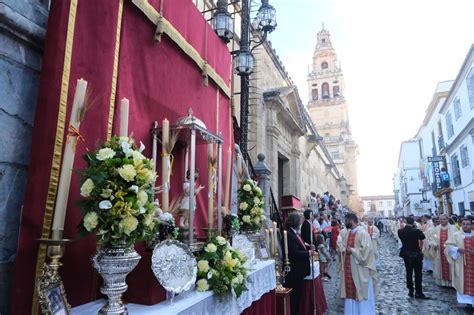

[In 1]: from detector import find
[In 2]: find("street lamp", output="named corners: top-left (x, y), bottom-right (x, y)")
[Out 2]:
top-left (237, 0), bottom-right (277, 161)
top-left (212, 0), bottom-right (234, 43)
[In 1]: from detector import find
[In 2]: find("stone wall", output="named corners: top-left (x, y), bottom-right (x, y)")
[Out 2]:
top-left (0, 0), bottom-right (48, 313)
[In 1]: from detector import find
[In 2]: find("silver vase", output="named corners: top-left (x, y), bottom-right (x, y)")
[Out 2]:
top-left (92, 242), bottom-right (141, 315)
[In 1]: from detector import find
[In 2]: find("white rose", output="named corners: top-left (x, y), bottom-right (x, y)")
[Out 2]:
top-left (139, 206), bottom-right (146, 214)
top-left (253, 197), bottom-right (260, 205)
top-left (231, 277), bottom-right (240, 286)
top-left (120, 216), bottom-right (139, 235)
top-left (80, 178), bottom-right (95, 197)
top-left (255, 186), bottom-right (262, 195)
top-left (204, 243), bottom-right (217, 253)
top-left (118, 164), bottom-right (136, 182)
top-left (237, 273), bottom-right (244, 284)
top-left (239, 202), bottom-right (248, 210)
top-left (119, 136), bottom-right (130, 142)
top-left (83, 211), bottom-right (99, 231)
top-left (196, 279), bottom-right (209, 292)
top-left (99, 200), bottom-right (113, 210)
top-left (131, 150), bottom-right (145, 161)
top-left (100, 189), bottom-right (113, 198)
top-left (159, 212), bottom-right (173, 222)
top-left (253, 217), bottom-right (260, 224)
top-left (137, 190), bottom-right (148, 205)
top-left (216, 236), bottom-right (226, 245)
top-left (197, 260), bottom-right (210, 273)
top-left (243, 184), bottom-right (252, 192)
top-left (242, 215), bottom-right (251, 223)
top-left (96, 147), bottom-right (116, 161)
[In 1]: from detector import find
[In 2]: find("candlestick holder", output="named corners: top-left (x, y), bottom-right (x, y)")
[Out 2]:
top-left (273, 252), bottom-right (291, 291)
top-left (36, 238), bottom-right (74, 315)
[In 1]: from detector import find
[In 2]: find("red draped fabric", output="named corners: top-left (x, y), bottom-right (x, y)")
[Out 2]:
top-left (464, 237), bottom-right (474, 296)
top-left (241, 290), bottom-right (276, 315)
top-left (299, 276), bottom-right (328, 315)
top-left (345, 232), bottom-right (357, 299)
top-left (440, 229), bottom-right (450, 281)
top-left (12, 1), bottom-right (232, 313)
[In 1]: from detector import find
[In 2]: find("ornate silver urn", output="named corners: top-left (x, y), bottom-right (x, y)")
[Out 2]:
top-left (92, 242), bottom-right (141, 314)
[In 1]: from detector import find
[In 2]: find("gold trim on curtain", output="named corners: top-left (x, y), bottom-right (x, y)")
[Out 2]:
top-left (32, 0), bottom-right (79, 313)
top-left (131, 0), bottom-right (231, 97)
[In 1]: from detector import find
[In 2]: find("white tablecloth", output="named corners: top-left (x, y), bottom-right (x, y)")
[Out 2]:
top-left (304, 261), bottom-right (320, 280)
top-left (72, 259), bottom-right (276, 315)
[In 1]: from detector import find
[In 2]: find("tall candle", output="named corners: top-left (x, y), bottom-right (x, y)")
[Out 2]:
top-left (208, 144), bottom-right (214, 230)
top-left (269, 228), bottom-right (274, 255)
top-left (283, 230), bottom-right (289, 261)
top-left (273, 221), bottom-right (277, 255)
top-left (265, 229), bottom-right (270, 249)
top-left (224, 148), bottom-right (232, 210)
top-left (119, 98), bottom-right (129, 137)
top-left (52, 78), bottom-right (88, 239)
top-left (161, 118), bottom-right (169, 211)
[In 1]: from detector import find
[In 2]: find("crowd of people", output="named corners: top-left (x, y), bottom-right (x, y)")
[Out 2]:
top-left (282, 193), bottom-right (474, 315)
top-left (388, 214), bottom-right (474, 310)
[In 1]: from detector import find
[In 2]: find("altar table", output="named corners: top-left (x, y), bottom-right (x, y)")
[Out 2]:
top-left (299, 261), bottom-right (328, 315)
top-left (72, 259), bottom-right (276, 315)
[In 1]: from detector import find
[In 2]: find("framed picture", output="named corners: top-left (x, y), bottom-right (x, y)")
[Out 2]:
top-left (37, 264), bottom-right (71, 315)
top-left (257, 237), bottom-right (270, 259)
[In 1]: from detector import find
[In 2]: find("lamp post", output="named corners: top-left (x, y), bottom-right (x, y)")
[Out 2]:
top-left (235, 0), bottom-right (276, 162)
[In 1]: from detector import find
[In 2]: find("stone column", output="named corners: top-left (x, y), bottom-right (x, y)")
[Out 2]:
top-left (254, 153), bottom-right (272, 222)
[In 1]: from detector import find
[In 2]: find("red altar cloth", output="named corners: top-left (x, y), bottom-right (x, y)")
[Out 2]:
top-left (12, 0), bottom-right (232, 313)
top-left (242, 289), bottom-right (276, 315)
top-left (299, 276), bottom-right (328, 315)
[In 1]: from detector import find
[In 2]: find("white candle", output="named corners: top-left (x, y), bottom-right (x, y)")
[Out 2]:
top-left (119, 98), bottom-right (129, 137)
top-left (265, 229), bottom-right (270, 250)
top-left (161, 118), bottom-right (169, 211)
top-left (269, 228), bottom-right (274, 255)
top-left (273, 221), bottom-right (277, 255)
top-left (284, 230), bottom-right (289, 261)
top-left (224, 148), bottom-right (232, 210)
top-left (208, 144), bottom-right (214, 230)
top-left (52, 78), bottom-right (88, 238)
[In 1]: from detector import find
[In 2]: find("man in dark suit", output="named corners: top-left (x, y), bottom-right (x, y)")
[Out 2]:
top-left (398, 216), bottom-right (430, 299)
top-left (284, 212), bottom-right (313, 315)
top-left (301, 209), bottom-right (315, 246)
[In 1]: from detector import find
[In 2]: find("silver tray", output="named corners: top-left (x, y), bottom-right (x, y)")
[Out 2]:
top-left (232, 234), bottom-right (256, 266)
top-left (151, 240), bottom-right (197, 294)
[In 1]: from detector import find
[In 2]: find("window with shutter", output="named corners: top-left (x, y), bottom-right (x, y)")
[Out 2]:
top-left (467, 68), bottom-right (474, 109)
top-left (454, 98), bottom-right (462, 120)
top-left (446, 112), bottom-right (454, 138)
top-left (460, 145), bottom-right (470, 168)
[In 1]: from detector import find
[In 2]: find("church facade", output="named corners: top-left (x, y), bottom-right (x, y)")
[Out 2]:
top-left (307, 27), bottom-right (361, 212)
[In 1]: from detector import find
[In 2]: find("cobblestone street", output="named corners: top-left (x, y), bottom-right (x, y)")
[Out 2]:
top-left (322, 232), bottom-right (473, 314)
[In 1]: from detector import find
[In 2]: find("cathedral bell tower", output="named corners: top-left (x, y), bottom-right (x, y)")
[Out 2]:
top-left (307, 26), bottom-right (360, 212)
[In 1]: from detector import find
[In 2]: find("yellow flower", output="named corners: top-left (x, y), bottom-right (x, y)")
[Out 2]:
top-left (197, 260), bottom-right (210, 273)
top-left (137, 190), bottom-right (148, 205)
top-left (196, 279), bottom-right (209, 292)
top-left (216, 236), bottom-right (227, 246)
top-left (204, 243), bottom-right (217, 253)
top-left (250, 207), bottom-right (259, 215)
top-left (118, 164), bottom-right (137, 182)
top-left (253, 217), bottom-right (260, 224)
top-left (96, 147), bottom-right (116, 161)
top-left (80, 178), bottom-right (94, 197)
top-left (225, 258), bottom-right (238, 269)
top-left (83, 212), bottom-right (99, 231)
top-left (239, 202), bottom-right (248, 210)
top-left (242, 215), bottom-right (251, 223)
top-left (120, 216), bottom-right (138, 235)
top-left (243, 184), bottom-right (252, 192)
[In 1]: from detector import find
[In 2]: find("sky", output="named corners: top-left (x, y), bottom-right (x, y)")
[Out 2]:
top-left (265, 0), bottom-right (474, 196)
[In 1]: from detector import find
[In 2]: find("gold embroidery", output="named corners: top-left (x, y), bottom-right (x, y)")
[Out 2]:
top-left (107, 0), bottom-right (125, 140)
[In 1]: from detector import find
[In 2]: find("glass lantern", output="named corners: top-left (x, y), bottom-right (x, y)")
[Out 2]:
top-left (234, 50), bottom-right (254, 76)
top-left (257, 0), bottom-right (277, 33)
top-left (212, 0), bottom-right (234, 43)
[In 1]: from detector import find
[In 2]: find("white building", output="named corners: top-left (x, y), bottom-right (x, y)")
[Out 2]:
top-left (361, 195), bottom-right (395, 217)
top-left (438, 45), bottom-right (474, 215)
top-left (395, 139), bottom-right (424, 216)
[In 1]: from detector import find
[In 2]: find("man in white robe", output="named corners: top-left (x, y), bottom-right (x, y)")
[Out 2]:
top-left (444, 217), bottom-right (474, 310)
top-left (421, 215), bottom-right (434, 272)
top-left (364, 217), bottom-right (380, 267)
top-left (337, 213), bottom-right (377, 315)
top-left (429, 214), bottom-right (457, 287)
